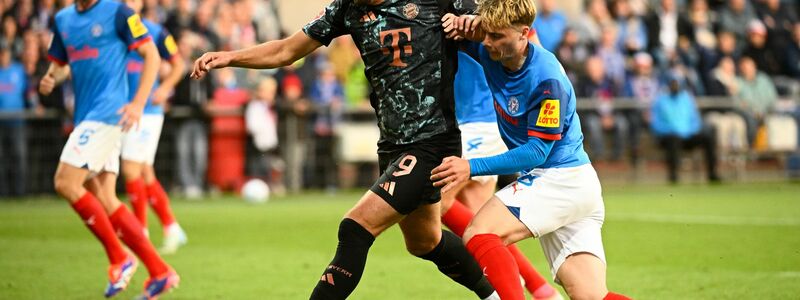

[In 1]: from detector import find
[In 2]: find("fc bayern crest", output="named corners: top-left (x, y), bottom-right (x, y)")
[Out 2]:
top-left (508, 96), bottom-right (520, 114)
top-left (403, 3), bottom-right (419, 19)
top-left (91, 24), bottom-right (103, 37)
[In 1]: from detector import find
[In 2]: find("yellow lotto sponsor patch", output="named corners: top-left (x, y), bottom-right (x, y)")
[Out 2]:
top-left (127, 14), bottom-right (148, 38)
top-left (535, 99), bottom-right (560, 128)
top-left (165, 35), bottom-right (178, 55)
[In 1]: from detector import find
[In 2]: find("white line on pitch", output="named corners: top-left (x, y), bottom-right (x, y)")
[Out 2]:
top-left (607, 213), bottom-right (800, 227)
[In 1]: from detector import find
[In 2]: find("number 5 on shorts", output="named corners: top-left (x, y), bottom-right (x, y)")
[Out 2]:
top-left (392, 155), bottom-right (417, 177)
top-left (78, 129), bottom-right (95, 146)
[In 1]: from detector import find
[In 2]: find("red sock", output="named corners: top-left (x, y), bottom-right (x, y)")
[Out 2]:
top-left (507, 244), bottom-right (549, 294)
top-left (146, 180), bottom-right (176, 228)
top-left (70, 192), bottom-right (127, 265)
top-left (441, 200), bottom-right (473, 237)
top-left (466, 234), bottom-right (525, 300)
top-left (126, 178), bottom-right (148, 227)
top-left (109, 205), bottom-right (169, 277)
top-left (604, 292), bottom-right (632, 299)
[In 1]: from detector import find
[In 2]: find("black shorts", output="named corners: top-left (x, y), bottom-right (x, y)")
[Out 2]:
top-left (370, 132), bottom-right (461, 215)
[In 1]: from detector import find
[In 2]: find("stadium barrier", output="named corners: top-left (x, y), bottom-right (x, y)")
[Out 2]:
top-left (0, 97), bottom-right (797, 196)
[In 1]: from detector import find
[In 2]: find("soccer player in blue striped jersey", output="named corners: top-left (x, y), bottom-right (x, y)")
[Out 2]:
top-left (39, 0), bottom-right (178, 297)
top-left (432, 0), bottom-right (631, 299)
top-left (120, 0), bottom-right (188, 255)
top-left (441, 51), bottom-right (560, 300)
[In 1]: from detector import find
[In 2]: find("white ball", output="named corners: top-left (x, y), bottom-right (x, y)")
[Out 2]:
top-left (241, 179), bottom-right (270, 204)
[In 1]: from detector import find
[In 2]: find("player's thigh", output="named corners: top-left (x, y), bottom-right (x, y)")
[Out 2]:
top-left (439, 179), bottom-right (470, 214)
top-left (369, 148), bottom-right (448, 216)
top-left (344, 190), bottom-right (405, 237)
top-left (398, 202), bottom-right (443, 255)
top-left (463, 196), bottom-right (533, 246)
top-left (556, 253), bottom-right (608, 300)
top-left (457, 178), bottom-right (497, 212)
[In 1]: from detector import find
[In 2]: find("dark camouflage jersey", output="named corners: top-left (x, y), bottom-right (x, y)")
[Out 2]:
top-left (303, 0), bottom-right (475, 145)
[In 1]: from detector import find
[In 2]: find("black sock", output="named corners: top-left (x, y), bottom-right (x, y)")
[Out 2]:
top-left (417, 230), bottom-right (495, 299)
top-left (310, 218), bottom-right (375, 300)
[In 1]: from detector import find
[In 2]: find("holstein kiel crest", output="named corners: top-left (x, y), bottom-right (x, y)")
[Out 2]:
top-left (508, 96), bottom-right (520, 114)
top-left (403, 3), bottom-right (419, 19)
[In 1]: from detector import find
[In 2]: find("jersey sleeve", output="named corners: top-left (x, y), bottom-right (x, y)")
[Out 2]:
top-left (114, 5), bottom-right (152, 50)
top-left (302, 0), bottom-right (348, 47)
top-left (526, 79), bottom-right (568, 141)
top-left (47, 22), bottom-right (68, 65)
top-left (155, 29), bottom-right (179, 61)
top-left (450, 0), bottom-right (477, 15)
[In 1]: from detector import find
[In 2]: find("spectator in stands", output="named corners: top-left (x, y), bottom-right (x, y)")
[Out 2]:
top-left (755, 0), bottom-right (799, 76)
top-left (173, 32), bottom-right (211, 199)
top-left (707, 56), bottom-right (739, 96)
top-left (743, 20), bottom-right (783, 76)
top-left (251, 0), bottom-right (284, 42)
top-left (705, 56), bottom-right (750, 155)
top-left (578, 56), bottom-right (628, 162)
top-left (245, 76), bottom-right (284, 195)
top-left (309, 62), bottom-right (343, 193)
top-left (788, 23), bottom-right (800, 78)
top-left (556, 27), bottom-right (592, 84)
top-left (596, 23), bottom-right (627, 89)
top-left (164, 0), bottom-right (193, 40)
top-left (736, 56), bottom-right (778, 143)
top-left (685, 0), bottom-right (718, 51)
top-left (276, 74), bottom-right (310, 193)
top-left (719, 0), bottom-right (758, 52)
top-left (611, 0), bottom-right (648, 55)
top-left (532, 0), bottom-right (567, 53)
top-left (651, 76), bottom-right (720, 183)
top-left (31, 0), bottom-right (56, 31)
top-left (190, 2), bottom-right (221, 52)
top-left (572, 0), bottom-right (612, 48)
top-left (0, 41), bottom-right (29, 196)
top-left (2, 15), bottom-right (22, 57)
top-left (644, 0), bottom-right (689, 65)
top-left (624, 52), bottom-right (660, 164)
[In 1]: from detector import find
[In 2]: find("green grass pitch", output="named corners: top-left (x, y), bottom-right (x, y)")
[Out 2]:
top-left (1, 182), bottom-right (799, 299)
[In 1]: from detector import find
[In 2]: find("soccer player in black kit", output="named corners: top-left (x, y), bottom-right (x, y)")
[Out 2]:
top-left (190, 0), bottom-right (498, 299)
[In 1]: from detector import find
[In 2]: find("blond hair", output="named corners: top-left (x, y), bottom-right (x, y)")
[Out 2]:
top-left (478, 0), bottom-right (538, 31)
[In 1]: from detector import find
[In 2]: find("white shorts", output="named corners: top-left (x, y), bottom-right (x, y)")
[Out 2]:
top-left (60, 121), bottom-right (122, 174)
top-left (121, 114), bottom-right (164, 165)
top-left (495, 164), bottom-right (606, 280)
top-left (460, 122), bottom-right (508, 184)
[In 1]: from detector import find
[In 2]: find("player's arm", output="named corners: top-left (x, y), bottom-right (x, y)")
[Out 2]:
top-left (39, 63), bottom-right (70, 96)
top-left (115, 6), bottom-right (159, 130)
top-left (190, 31), bottom-right (322, 79)
top-left (152, 32), bottom-right (185, 105)
top-left (40, 21), bottom-right (71, 96)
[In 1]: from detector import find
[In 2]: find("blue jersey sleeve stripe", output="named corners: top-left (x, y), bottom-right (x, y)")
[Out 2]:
top-left (128, 35), bottom-right (152, 50)
top-left (528, 130), bottom-right (561, 141)
top-left (47, 54), bottom-right (68, 66)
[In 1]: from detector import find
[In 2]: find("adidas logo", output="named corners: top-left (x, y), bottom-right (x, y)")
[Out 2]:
top-left (379, 181), bottom-right (396, 196)
top-left (320, 273), bottom-right (335, 286)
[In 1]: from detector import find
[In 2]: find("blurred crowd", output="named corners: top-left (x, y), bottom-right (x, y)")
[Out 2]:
top-left (1, 0), bottom-right (799, 197)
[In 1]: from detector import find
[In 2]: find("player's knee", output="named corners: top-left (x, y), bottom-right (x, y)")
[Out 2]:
top-left (337, 218), bottom-right (375, 248)
top-left (405, 237), bottom-right (439, 257)
top-left (53, 174), bottom-right (78, 199)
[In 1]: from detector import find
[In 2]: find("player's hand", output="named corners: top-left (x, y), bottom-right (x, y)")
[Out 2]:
top-left (430, 156), bottom-right (471, 194)
top-left (117, 102), bottom-right (144, 132)
top-left (39, 74), bottom-right (56, 96)
top-left (190, 51), bottom-right (233, 80)
top-left (442, 13), bottom-right (461, 40)
top-left (152, 86), bottom-right (171, 105)
top-left (442, 14), bottom-right (483, 41)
